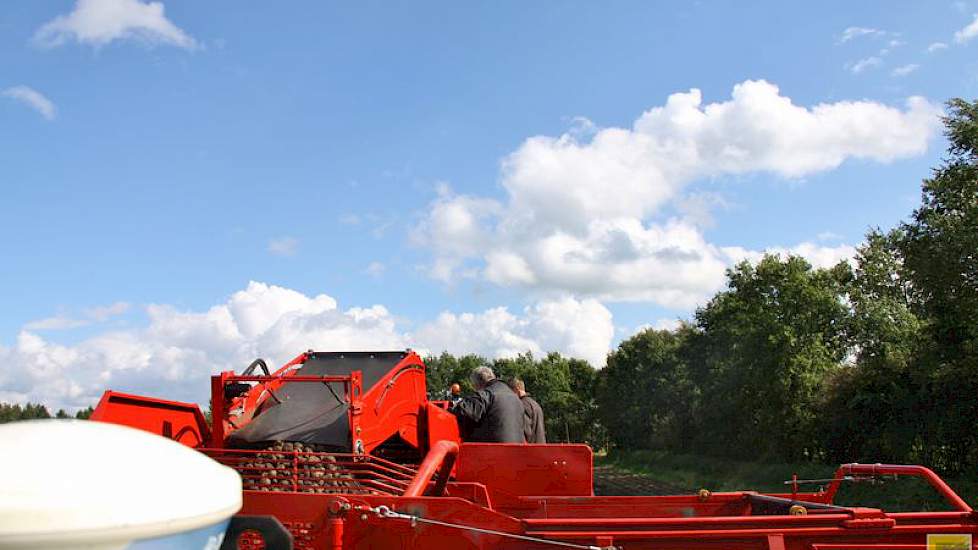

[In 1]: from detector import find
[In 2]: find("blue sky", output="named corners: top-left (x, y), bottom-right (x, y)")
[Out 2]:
top-left (2, 1), bottom-right (977, 407)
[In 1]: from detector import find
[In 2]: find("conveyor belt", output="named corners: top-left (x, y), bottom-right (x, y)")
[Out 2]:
top-left (228, 351), bottom-right (405, 449)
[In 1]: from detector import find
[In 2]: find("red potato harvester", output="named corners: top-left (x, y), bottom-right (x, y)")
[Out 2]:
top-left (91, 350), bottom-right (978, 550)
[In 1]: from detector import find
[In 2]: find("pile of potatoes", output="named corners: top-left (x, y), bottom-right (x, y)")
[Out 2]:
top-left (237, 441), bottom-right (372, 494)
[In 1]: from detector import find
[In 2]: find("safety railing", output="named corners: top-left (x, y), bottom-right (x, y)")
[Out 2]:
top-left (823, 463), bottom-right (973, 512)
top-left (403, 440), bottom-right (459, 497)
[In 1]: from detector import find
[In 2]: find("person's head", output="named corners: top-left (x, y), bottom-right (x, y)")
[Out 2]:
top-left (507, 378), bottom-right (526, 397)
top-left (450, 383), bottom-right (461, 396)
top-left (469, 366), bottom-right (496, 390)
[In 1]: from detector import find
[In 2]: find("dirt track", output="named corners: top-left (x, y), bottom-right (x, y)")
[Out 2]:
top-left (593, 464), bottom-right (687, 496)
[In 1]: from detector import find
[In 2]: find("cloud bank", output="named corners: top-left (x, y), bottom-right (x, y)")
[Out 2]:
top-left (414, 80), bottom-right (940, 307)
top-left (0, 81), bottom-right (941, 411)
top-left (0, 282), bottom-right (614, 409)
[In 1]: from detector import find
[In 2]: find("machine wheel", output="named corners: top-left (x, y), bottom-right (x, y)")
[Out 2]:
top-left (220, 514), bottom-right (294, 550)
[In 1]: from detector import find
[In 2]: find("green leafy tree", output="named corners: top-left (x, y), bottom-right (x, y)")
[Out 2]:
top-left (598, 327), bottom-right (695, 451)
top-left (848, 229), bottom-right (921, 364)
top-left (901, 99), bottom-right (978, 361)
top-left (897, 99), bottom-right (978, 472)
top-left (0, 403), bottom-right (94, 423)
top-left (423, 352), bottom-right (488, 399)
top-left (691, 256), bottom-right (852, 461)
top-left (426, 351), bottom-right (604, 445)
top-left (492, 352), bottom-right (602, 444)
top-left (820, 230), bottom-right (924, 464)
top-left (0, 403), bottom-right (52, 423)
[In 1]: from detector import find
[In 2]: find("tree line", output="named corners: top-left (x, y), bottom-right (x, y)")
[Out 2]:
top-left (0, 402), bottom-right (94, 423)
top-left (427, 99), bottom-right (978, 475)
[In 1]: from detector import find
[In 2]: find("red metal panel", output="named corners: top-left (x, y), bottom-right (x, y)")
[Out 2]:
top-left (425, 401), bottom-right (461, 451)
top-left (91, 390), bottom-right (210, 447)
top-left (455, 443), bottom-right (593, 504)
top-left (518, 493), bottom-right (754, 519)
top-left (445, 482), bottom-right (493, 508)
top-left (210, 373), bottom-right (226, 449)
top-left (355, 359), bottom-right (429, 454)
top-left (238, 493), bottom-right (532, 550)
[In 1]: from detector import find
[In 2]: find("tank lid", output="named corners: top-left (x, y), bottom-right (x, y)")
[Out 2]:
top-left (0, 420), bottom-right (241, 542)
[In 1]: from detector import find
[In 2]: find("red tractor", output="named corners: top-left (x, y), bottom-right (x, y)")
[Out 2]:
top-left (92, 350), bottom-right (978, 550)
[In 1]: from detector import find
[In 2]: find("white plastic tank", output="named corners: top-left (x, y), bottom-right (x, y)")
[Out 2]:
top-left (0, 419), bottom-right (241, 550)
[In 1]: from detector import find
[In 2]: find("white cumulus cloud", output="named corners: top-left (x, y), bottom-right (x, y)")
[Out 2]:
top-left (927, 41), bottom-right (948, 53)
top-left (847, 56), bottom-right (882, 74)
top-left (0, 283), bottom-right (615, 410)
top-left (413, 80), bottom-right (940, 306)
top-left (34, 0), bottom-right (197, 50)
top-left (364, 261), bottom-right (386, 278)
top-left (415, 297), bottom-right (613, 367)
top-left (723, 242), bottom-right (858, 270)
top-left (631, 318), bottom-right (684, 336)
top-left (2, 86), bottom-right (56, 120)
top-left (955, 14), bottom-right (978, 43)
top-left (267, 237), bottom-right (299, 257)
top-left (838, 27), bottom-right (886, 43)
top-left (891, 64), bottom-right (920, 77)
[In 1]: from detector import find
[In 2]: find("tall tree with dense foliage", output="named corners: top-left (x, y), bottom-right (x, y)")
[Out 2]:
top-left (820, 230), bottom-right (923, 464)
top-left (901, 98), bottom-right (978, 362)
top-left (691, 256), bottom-right (852, 461)
top-left (896, 99), bottom-right (978, 472)
top-left (598, 327), bottom-right (695, 451)
top-left (492, 352), bottom-right (604, 444)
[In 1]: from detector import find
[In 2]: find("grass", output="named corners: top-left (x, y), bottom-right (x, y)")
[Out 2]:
top-left (599, 449), bottom-right (978, 512)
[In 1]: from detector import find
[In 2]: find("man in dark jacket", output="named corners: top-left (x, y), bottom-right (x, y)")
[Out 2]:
top-left (508, 378), bottom-right (546, 443)
top-left (451, 366), bottom-right (525, 443)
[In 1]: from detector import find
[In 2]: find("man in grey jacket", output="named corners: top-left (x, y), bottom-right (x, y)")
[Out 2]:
top-left (450, 366), bottom-right (525, 443)
top-left (508, 378), bottom-right (546, 443)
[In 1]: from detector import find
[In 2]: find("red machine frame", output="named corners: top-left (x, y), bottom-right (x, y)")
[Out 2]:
top-left (91, 351), bottom-right (978, 550)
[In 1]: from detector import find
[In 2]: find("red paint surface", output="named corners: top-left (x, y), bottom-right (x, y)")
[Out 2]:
top-left (91, 390), bottom-right (209, 447)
